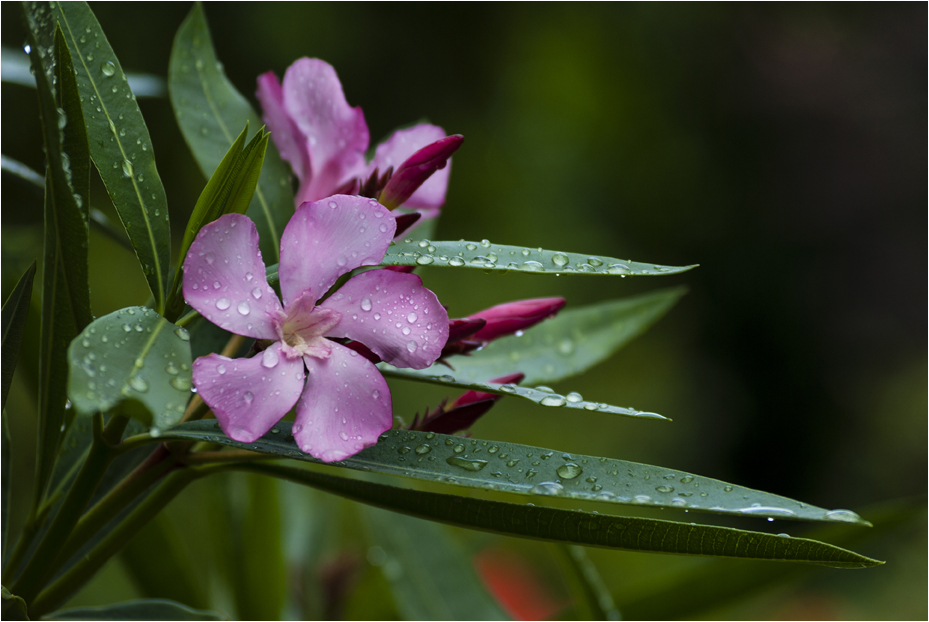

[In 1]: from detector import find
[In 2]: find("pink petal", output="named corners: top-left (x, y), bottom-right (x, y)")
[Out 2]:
top-left (281, 58), bottom-right (369, 203)
top-left (257, 71), bottom-right (311, 183)
top-left (319, 270), bottom-right (449, 369)
top-left (293, 342), bottom-right (392, 462)
top-left (368, 124), bottom-right (450, 215)
top-left (193, 342), bottom-right (305, 443)
top-left (278, 196), bottom-right (396, 307)
top-left (183, 214), bottom-right (283, 339)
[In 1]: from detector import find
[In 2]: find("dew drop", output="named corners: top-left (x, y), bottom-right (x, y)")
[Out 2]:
top-left (824, 509), bottom-right (863, 523)
top-left (449, 257), bottom-right (465, 267)
top-left (243, 391), bottom-right (254, 404)
top-left (540, 395), bottom-right (566, 407)
top-left (251, 287), bottom-right (263, 299)
top-left (406, 312), bottom-right (417, 323)
top-left (262, 348), bottom-right (280, 369)
top-left (406, 340), bottom-right (417, 353)
top-left (552, 253), bottom-right (569, 267)
top-left (530, 482), bottom-right (564, 496)
top-left (170, 376), bottom-right (192, 391)
top-left (565, 391), bottom-right (583, 403)
top-left (128, 376), bottom-right (148, 392)
top-left (360, 297), bottom-right (373, 312)
top-left (216, 298), bottom-right (231, 311)
top-left (237, 300), bottom-right (251, 315)
top-left (101, 61), bottom-right (116, 77)
top-left (556, 463), bottom-right (582, 479)
top-left (446, 456), bottom-right (487, 471)
top-left (121, 159), bottom-right (133, 177)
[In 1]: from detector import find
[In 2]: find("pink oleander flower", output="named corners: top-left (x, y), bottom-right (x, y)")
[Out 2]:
top-left (467, 298), bottom-right (567, 342)
top-left (183, 196), bottom-right (449, 462)
top-left (257, 58), bottom-right (460, 218)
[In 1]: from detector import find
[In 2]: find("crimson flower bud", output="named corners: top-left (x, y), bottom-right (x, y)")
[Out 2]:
top-left (379, 135), bottom-right (464, 210)
top-left (468, 298), bottom-right (566, 342)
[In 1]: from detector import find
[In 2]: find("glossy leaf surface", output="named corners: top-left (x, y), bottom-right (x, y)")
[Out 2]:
top-left (380, 367), bottom-right (668, 421)
top-left (49, 1), bottom-right (172, 312)
top-left (238, 463), bottom-right (882, 568)
top-left (362, 506), bottom-right (509, 620)
top-left (67, 307), bottom-right (192, 432)
top-left (43, 598), bottom-right (226, 621)
top-left (169, 3), bottom-right (293, 262)
top-left (383, 238), bottom-right (697, 276)
top-left (164, 421), bottom-right (870, 525)
top-left (1, 262), bottom-right (36, 410)
top-left (402, 288), bottom-right (685, 385)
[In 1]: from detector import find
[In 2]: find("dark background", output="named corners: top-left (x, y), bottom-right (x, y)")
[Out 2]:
top-left (2, 3), bottom-right (926, 619)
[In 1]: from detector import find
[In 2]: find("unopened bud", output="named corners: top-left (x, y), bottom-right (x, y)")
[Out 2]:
top-left (468, 298), bottom-right (566, 342)
top-left (379, 135), bottom-right (464, 209)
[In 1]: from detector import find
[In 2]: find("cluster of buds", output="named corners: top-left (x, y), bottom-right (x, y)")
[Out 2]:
top-left (407, 297), bottom-right (567, 435)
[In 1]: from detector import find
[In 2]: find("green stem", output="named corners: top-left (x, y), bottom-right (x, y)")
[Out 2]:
top-left (9, 414), bottom-right (128, 604)
top-left (53, 445), bottom-right (176, 571)
top-left (28, 466), bottom-right (205, 618)
top-left (553, 543), bottom-right (620, 621)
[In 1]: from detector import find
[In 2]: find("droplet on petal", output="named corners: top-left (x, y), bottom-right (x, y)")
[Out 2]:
top-left (216, 298), bottom-right (231, 310)
top-left (360, 297), bottom-right (373, 312)
top-left (237, 300), bottom-right (251, 315)
top-left (261, 347), bottom-right (280, 369)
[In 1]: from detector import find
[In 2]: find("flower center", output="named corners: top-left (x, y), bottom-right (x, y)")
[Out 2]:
top-left (275, 293), bottom-right (341, 359)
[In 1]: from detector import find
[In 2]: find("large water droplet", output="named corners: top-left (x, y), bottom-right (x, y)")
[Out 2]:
top-left (237, 300), bottom-right (251, 315)
top-left (129, 376), bottom-right (148, 392)
top-left (262, 347), bottom-right (280, 369)
top-left (101, 61), bottom-right (116, 77)
top-left (824, 509), bottom-right (862, 523)
top-left (243, 391), bottom-right (254, 404)
top-left (449, 257), bottom-right (465, 267)
top-left (446, 456), bottom-right (488, 471)
top-left (522, 260), bottom-right (544, 271)
top-left (406, 312), bottom-right (417, 324)
top-left (565, 391), bottom-right (583, 403)
top-left (251, 287), bottom-right (263, 299)
top-left (170, 376), bottom-right (192, 391)
top-left (556, 463), bottom-right (583, 479)
top-left (121, 159), bottom-right (133, 178)
top-left (360, 297), bottom-right (372, 312)
top-left (552, 253), bottom-right (569, 267)
top-left (540, 395), bottom-right (566, 407)
top-left (216, 298), bottom-right (231, 311)
top-left (406, 341), bottom-right (417, 353)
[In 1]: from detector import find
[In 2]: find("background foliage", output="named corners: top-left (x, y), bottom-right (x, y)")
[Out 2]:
top-left (2, 2), bottom-right (925, 619)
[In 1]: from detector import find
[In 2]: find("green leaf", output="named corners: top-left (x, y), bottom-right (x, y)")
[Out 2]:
top-left (400, 288), bottom-right (685, 385)
top-left (119, 514), bottom-right (209, 611)
top-left (1, 586), bottom-right (28, 621)
top-left (169, 3), bottom-right (294, 263)
top-left (48, 1), bottom-right (172, 313)
top-left (2, 262), bottom-right (37, 410)
top-left (2, 414), bottom-right (12, 555)
top-left (163, 421), bottom-right (871, 526)
top-left (383, 238), bottom-right (697, 276)
top-left (42, 599), bottom-right (226, 621)
top-left (23, 12), bottom-right (94, 506)
top-left (1, 155), bottom-right (45, 188)
top-left (616, 498), bottom-right (922, 619)
top-left (165, 124), bottom-right (270, 321)
top-left (2, 45), bottom-right (166, 97)
top-left (361, 506), bottom-right (509, 620)
top-left (67, 307), bottom-right (192, 432)
top-left (237, 463), bottom-right (883, 569)
top-left (380, 367), bottom-right (669, 421)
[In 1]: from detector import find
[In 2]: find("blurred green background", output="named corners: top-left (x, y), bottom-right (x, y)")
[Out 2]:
top-left (2, 2), bottom-right (925, 619)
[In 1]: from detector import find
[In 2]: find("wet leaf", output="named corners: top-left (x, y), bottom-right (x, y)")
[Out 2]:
top-left (163, 421), bottom-right (872, 526)
top-left (43, 599), bottom-right (226, 620)
top-left (1, 262), bottom-right (37, 410)
top-left (67, 307), bottom-right (193, 433)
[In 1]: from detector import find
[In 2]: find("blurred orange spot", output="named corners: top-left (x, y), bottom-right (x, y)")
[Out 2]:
top-left (474, 548), bottom-right (567, 621)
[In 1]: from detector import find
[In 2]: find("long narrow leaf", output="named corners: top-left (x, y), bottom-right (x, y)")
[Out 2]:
top-left (382, 238), bottom-right (697, 276)
top-left (164, 421), bottom-right (871, 526)
top-left (381, 367), bottom-right (669, 421)
top-left (1, 262), bottom-right (37, 411)
top-left (23, 10), bottom-right (94, 506)
top-left (361, 506), bottom-right (509, 620)
top-left (169, 3), bottom-right (294, 262)
top-left (42, 599), bottom-right (225, 621)
top-left (400, 288), bottom-right (685, 385)
top-left (49, 1), bottom-right (172, 313)
top-left (235, 463), bottom-right (883, 569)
top-left (2, 414), bottom-right (12, 556)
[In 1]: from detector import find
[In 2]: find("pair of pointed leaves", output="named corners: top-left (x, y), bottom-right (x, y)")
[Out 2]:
top-left (165, 124), bottom-right (270, 321)
top-left (234, 462), bottom-right (881, 569)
